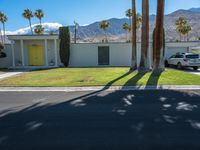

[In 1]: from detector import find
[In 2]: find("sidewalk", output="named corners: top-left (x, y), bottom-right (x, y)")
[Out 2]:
top-left (1, 85), bottom-right (200, 92)
top-left (0, 72), bottom-right (23, 80)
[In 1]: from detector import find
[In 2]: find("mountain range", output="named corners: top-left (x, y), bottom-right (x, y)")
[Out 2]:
top-left (5, 7), bottom-right (200, 42)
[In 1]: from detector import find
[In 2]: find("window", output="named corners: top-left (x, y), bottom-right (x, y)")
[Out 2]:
top-left (186, 55), bottom-right (199, 59)
top-left (175, 55), bottom-right (184, 58)
top-left (170, 55), bottom-right (176, 58)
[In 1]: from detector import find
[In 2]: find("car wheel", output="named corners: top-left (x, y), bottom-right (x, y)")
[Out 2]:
top-left (177, 62), bottom-right (182, 69)
top-left (193, 67), bottom-right (199, 71)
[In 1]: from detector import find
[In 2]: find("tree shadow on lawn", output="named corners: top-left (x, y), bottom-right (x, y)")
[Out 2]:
top-left (123, 70), bottom-right (163, 87)
top-left (146, 71), bottom-right (163, 86)
top-left (123, 71), bottom-right (147, 86)
top-left (0, 89), bottom-right (200, 149)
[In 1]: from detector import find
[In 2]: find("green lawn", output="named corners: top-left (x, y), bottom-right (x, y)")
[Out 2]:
top-left (0, 68), bottom-right (200, 87)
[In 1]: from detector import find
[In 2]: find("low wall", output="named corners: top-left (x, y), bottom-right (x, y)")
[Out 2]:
top-left (0, 44), bottom-right (12, 68)
top-left (69, 42), bottom-right (200, 67)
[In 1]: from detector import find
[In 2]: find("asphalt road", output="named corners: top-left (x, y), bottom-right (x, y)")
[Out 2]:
top-left (0, 90), bottom-right (200, 150)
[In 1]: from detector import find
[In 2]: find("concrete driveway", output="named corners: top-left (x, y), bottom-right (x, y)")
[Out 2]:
top-left (167, 67), bottom-right (200, 76)
top-left (181, 67), bottom-right (200, 76)
top-left (0, 90), bottom-right (200, 150)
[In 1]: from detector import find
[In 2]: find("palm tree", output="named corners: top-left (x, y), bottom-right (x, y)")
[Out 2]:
top-left (136, 13), bottom-right (142, 42)
top-left (130, 0), bottom-right (137, 71)
top-left (22, 9), bottom-right (34, 35)
top-left (126, 9), bottom-right (132, 26)
top-left (176, 17), bottom-right (187, 41)
top-left (35, 9), bottom-right (44, 25)
top-left (100, 20), bottom-right (109, 43)
top-left (182, 25), bottom-right (192, 41)
top-left (0, 41), bottom-right (6, 58)
top-left (123, 23), bottom-right (131, 42)
top-left (153, 0), bottom-right (165, 72)
top-left (0, 12), bottom-right (8, 43)
top-left (0, 42), bottom-right (4, 51)
top-left (139, 0), bottom-right (150, 72)
top-left (34, 25), bottom-right (44, 35)
top-left (0, 28), bottom-right (3, 43)
top-left (0, 12), bottom-right (4, 43)
top-left (186, 25), bottom-right (192, 41)
top-left (136, 13), bottom-right (142, 29)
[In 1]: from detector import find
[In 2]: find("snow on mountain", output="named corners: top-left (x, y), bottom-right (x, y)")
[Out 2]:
top-left (6, 22), bottom-right (63, 35)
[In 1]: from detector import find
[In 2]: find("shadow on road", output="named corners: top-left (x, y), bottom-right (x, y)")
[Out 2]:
top-left (0, 90), bottom-right (200, 149)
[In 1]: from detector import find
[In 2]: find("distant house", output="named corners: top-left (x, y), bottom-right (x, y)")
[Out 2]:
top-left (0, 35), bottom-right (200, 69)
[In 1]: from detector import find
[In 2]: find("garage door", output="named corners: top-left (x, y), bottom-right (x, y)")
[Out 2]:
top-left (165, 47), bottom-right (188, 59)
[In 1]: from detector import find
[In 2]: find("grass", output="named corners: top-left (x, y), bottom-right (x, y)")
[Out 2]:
top-left (0, 67), bottom-right (200, 87)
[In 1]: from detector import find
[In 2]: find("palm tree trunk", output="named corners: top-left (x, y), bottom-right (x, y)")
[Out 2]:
top-left (29, 19), bottom-right (33, 35)
top-left (153, 0), bottom-right (165, 72)
top-left (0, 28), bottom-right (3, 44)
top-left (130, 0), bottom-right (137, 71)
top-left (104, 29), bottom-right (107, 43)
top-left (139, 0), bottom-right (150, 72)
top-left (40, 19), bottom-right (42, 25)
top-left (126, 30), bottom-right (128, 42)
top-left (129, 17), bottom-right (132, 42)
top-left (3, 23), bottom-right (6, 43)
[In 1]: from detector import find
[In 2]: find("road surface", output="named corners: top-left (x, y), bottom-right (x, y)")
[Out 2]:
top-left (0, 90), bottom-right (200, 150)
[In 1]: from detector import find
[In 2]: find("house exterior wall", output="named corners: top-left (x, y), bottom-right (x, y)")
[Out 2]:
top-left (0, 36), bottom-right (60, 68)
top-left (0, 44), bottom-right (12, 68)
top-left (69, 42), bottom-right (197, 67)
top-left (1, 39), bottom-right (200, 68)
top-left (70, 43), bottom-right (145, 67)
top-left (14, 41), bottom-right (22, 66)
top-left (48, 39), bottom-right (61, 66)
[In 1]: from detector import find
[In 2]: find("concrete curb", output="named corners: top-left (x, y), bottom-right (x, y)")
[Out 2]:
top-left (0, 85), bottom-right (200, 92)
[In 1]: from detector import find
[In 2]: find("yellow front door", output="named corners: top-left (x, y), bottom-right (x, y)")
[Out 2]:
top-left (28, 45), bottom-right (44, 66)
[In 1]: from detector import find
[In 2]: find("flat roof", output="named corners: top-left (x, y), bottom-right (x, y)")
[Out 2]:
top-left (8, 35), bottom-right (59, 40)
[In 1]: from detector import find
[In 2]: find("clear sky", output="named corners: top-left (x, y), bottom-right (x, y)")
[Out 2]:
top-left (0, 0), bottom-right (200, 31)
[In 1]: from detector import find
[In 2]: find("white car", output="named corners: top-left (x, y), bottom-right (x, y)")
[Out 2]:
top-left (165, 53), bottom-right (200, 70)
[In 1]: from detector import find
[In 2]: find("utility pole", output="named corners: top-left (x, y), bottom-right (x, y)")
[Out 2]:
top-left (74, 21), bottom-right (79, 44)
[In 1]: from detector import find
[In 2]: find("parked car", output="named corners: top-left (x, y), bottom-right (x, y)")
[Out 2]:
top-left (165, 53), bottom-right (200, 70)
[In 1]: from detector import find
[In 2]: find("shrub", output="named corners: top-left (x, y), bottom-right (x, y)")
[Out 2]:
top-left (59, 26), bottom-right (70, 67)
top-left (0, 42), bottom-right (6, 58)
top-left (0, 42), bottom-right (4, 51)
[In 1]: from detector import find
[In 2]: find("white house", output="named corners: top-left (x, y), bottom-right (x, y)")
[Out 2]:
top-left (0, 35), bottom-right (200, 69)
top-left (7, 35), bottom-right (60, 69)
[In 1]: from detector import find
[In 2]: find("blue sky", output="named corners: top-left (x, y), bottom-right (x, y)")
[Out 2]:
top-left (0, 0), bottom-right (200, 31)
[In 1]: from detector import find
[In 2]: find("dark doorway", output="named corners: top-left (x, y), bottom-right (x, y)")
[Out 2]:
top-left (98, 46), bottom-right (109, 65)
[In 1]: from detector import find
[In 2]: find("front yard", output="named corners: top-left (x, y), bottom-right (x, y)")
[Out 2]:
top-left (0, 68), bottom-right (200, 87)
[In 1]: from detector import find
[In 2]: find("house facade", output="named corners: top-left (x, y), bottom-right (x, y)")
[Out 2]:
top-left (7, 35), bottom-right (60, 69)
top-left (0, 35), bottom-right (200, 69)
